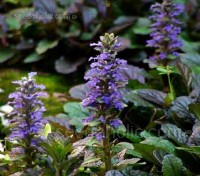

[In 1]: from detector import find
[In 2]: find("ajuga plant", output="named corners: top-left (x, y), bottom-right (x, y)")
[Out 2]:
top-left (81, 33), bottom-right (128, 173)
top-left (39, 132), bottom-right (83, 176)
top-left (7, 72), bottom-right (46, 168)
top-left (147, 0), bottom-right (184, 65)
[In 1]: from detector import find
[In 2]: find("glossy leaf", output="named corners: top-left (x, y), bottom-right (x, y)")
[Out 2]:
top-left (105, 170), bottom-right (124, 176)
top-left (63, 102), bottom-right (90, 118)
top-left (170, 96), bottom-right (195, 122)
top-left (141, 137), bottom-right (175, 154)
top-left (132, 18), bottom-right (151, 35)
top-left (134, 144), bottom-right (159, 164)
top-left (55, 57), bottom-right (85, 74)
top-left (81, 6), bottom-right (97, 28)
top-left (161, 124), bottom-right (188, 144)
top-left (189, 103), bottom-right (200, 120)
top-left (23, 52), bottom-right (43, 63)
top-left (0, 48), bottom-right (15, 63)
top-left (113, 142), bottom-right (142, 158)
top-left (162, 154), bottom-right (186, 176)
top-left (119, 65), bottom-right (146, 84)
top-left (33, 0), bottom-right (56, 14)
top-left (137, 89), bottom-right (167, 108)
top-left (176, 60), bottom-right (193, 90)
top-left (36, 40), bottom-right (58, 54)
top-left (121, 89), bottom-right (152, 107)
top-left (69, 84), bottom-right (88, 100)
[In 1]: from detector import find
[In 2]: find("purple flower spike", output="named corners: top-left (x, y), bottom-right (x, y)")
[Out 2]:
top-left (82, 33), bottom-right (126, 137)
top-left (8, 72), bottom-right (46, 146)
top-left (81, 33), bottom-right (128, 111)
top-left (147, 0), bottom-right (183, 61)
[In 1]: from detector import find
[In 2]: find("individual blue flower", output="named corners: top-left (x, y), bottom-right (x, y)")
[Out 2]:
top-left (110, 119), bottom-right (123, 129)
top-left (147, 0), bottom-right (184, 61)
top-left (8, 72), bottom-right (46, 147)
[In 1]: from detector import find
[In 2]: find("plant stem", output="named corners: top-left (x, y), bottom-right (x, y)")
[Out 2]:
top-left (167, 66), bottom-right (175, 100)
top-left (55, 165), bottom-right (60, 176)
top-left (102, 123), bottom-right (112, 173)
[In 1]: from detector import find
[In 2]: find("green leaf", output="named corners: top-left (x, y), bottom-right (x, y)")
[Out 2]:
top-left (141, 137), bottom-right (175, 154)
top-left (132, 18), bottom-right (150, 35)
top-left (134, 144), bottom-right (159, 164)
top-left (3, 0), bottom-right (19, 4)
top-left (115, 158), bottom-right (141, 168)
top-left (36, 40), bottom-right (58, 54)
top-left (181, 39), bottom-right (200, 53)
top-left (6, 16), bottom-right (21, 30)
top-left (6, 7), bottom-right (33, 30)
top-left (175, 147), bottom-right (200, 173)
top-left (176, 146), bottom-right (200, 155)
top-left (112, 127), bottom-right (141, 143)
top-left (189, 103), bottom-right (200, 120)
top-left (63, 102), bottom-right (90, 118)
top-left (162, 154), bottom-right (186, 176)
top-left (113, 142), bottom-right (142, 158)
top-left (161, 124), bottom-right (188, 144)
top-left (0, 48), bottom-right (15, 63)
top-left (23, 52), bottom-right (43, 63)
top-left (43, 123), bottom-right (51, 137)
top-left (63, 102), bottom-right (90, 132)
top-left (173, 0), bottom-right (186, 3)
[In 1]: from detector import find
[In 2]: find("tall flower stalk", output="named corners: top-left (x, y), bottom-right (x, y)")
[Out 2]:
top-left (147, 0), bottom-right (183, 64)
top-left (82, 33), bottom-right (127, 172)
top-left (8, 72), bottom-right (46, 167)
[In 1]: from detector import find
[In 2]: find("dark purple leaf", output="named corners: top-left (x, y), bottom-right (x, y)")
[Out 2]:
top-left (105, 170), bottom-right (124, 176)
top-left (176, 60), bottom-right (193, 90)
top-left (171, 96), bottom-right (195, 122)
top-left (81, 6), bottom-right (97, 28)
top-left (33, 0), bottom-right (56, 14)
top-left (16, 40), bottom-right (34, 50)
top-left (55, 57), bottom-right (86, 74)
top-left (87, 0), bottom-right (107, 16)
top-left (137, 89), bottom-right (167, 107)
top-left (108, 23), bottom-right (133, 34)
top-left (114, 16), bottom-right (136, 26)
top-left (69, 84), bottom-right (88, 100)
top-left (0, 15), bottom-right (7, 32)
top-left (68, 0), bottom-right (84, 14)
top-left (116, 37), bottom-right (131, 51)
top-left (119, 64), bottom-right (146, 84)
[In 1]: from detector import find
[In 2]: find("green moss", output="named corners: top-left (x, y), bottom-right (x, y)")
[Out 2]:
top-left (0, 69), bottom-right (71, 116)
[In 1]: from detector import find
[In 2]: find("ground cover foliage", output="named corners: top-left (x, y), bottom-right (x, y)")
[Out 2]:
top-left (0, 0), bottom-right (200, 176)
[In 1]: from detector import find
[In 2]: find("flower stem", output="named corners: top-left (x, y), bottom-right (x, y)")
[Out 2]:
top-left (102, 123), bottom-right (112, 173)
